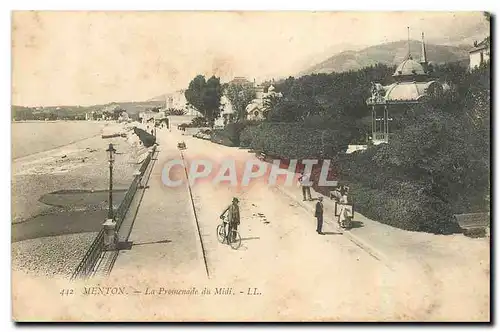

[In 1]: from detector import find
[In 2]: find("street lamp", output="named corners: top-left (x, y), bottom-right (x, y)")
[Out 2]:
top-left (103, 143), bottom-right (118, 251)
top-left (106, 143), bottom-right (116, 220)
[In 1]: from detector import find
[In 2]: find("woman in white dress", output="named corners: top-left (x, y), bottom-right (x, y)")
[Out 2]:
top-left (337, 194), bottom-right (353, 229)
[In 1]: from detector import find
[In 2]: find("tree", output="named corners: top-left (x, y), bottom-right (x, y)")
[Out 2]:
top-left (113, 108), bottom-right (125, 120)
top-left (224, 83), bottom-right (256, 122)
top-left (204, 76), bottom-right (223, 126)
top-left (185, 75), bottom-right (223, 127)
top-left (185, 75), bottom-right (206, 113)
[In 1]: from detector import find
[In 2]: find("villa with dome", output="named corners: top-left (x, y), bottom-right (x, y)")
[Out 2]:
top-left (245, 84), bottom-right (283, 121)
top-left (366, 32), bottom-right (445, 145)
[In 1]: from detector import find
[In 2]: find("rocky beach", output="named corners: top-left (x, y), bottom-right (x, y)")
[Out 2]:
top-left (11, 121), bottom-right (147, 277)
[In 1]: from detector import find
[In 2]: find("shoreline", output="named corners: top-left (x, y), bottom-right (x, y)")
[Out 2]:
top-left (12, 121), bottom-right (108, 160)
top-left (11, 121), bottom-right (144, 277)
top-left (12, 133), bottom-right (141, 224)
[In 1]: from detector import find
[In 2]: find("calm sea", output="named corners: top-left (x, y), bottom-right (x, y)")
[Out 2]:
top-left (11, 121), bottom-right (104, 160)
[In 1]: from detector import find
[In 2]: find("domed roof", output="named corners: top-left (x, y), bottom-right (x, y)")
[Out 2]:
top-left (393, 58), bottom-right (426, 78)
top-left (383, 81), bottom-right (441, 102)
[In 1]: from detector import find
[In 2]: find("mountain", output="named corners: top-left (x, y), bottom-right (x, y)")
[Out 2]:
top-left (299, 40), bottom-right (471, 76)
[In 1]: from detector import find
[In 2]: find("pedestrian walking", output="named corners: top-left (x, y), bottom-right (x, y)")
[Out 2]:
top-left (337, 190), bottom-right (352, 229)
top-left (299, 171), bottom-right (312, 201)
top-left (315, 196), bottom-right (324, 235)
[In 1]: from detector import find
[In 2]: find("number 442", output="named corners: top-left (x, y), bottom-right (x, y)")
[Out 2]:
top-left (60, 289), bottom-right (74, 296)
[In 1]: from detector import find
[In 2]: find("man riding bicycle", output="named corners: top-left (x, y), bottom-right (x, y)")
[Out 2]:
top-left (220, 197), bottom-right (240, 243)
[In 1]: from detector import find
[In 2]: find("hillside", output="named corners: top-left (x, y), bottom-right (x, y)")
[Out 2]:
top-left (299, 40), bottom-right (470, 76)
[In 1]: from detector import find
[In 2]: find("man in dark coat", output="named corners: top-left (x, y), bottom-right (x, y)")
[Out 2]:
top-left (220, 197), bottom-right (241, 243)
top-left (315, 196), bottom-right (324, 235)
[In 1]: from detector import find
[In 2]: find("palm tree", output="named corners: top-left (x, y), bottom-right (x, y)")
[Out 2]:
top-left (263, 94), bottom-right (281, 119)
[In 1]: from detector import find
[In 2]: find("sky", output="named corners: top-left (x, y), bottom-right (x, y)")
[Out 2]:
top-left (12, 11), bottom-right (489, 107)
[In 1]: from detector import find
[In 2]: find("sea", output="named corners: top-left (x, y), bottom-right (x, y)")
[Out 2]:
top-left (11, 121), bottom-right (105, 160)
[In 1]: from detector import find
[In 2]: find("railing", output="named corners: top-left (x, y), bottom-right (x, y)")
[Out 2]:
top-left (70, 229), bottom-right (105, 280)
top-left (114, 176), bottom-right (140, 230)
top-left (70, 145), bottom-right (156, 280)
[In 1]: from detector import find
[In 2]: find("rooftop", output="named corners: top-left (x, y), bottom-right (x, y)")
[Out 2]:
top-left (469, 38), bottom-right (490, 53)
top-left (392, 57), bottom-right (427, 78)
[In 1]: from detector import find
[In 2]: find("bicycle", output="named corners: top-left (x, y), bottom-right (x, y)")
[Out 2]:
top-left (216, 217), bottom-right (242, 250)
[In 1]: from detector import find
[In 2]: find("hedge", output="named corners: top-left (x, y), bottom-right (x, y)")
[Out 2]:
top-left (210, 129), bottom-right (237, 147)
top-left (211, 121), bottom-right (260, 147)
top-left (239, 122), bottom-right (351, 159)
top-left (348, 181), bottom-right (460, 234)
top-left (133, 127), bottom-right (156, 147)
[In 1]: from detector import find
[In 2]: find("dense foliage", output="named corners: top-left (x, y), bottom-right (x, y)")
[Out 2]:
top-left (336, 63), bottom-right (490, 233)
top-left (165, 108), bottom-right (186, 116)
top-left (241, 122), bottom-right (352, 160)
top-left (185, 75), bottom-right (223, 127)
top-left (211, 120), bottom-right (260, 147)
top-left (224, 83), bottom-right (256, 122)
top-left (132, 127), bottom-right (156, 147)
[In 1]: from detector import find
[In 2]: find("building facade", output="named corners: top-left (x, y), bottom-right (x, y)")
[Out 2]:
top-left (469, 38), bottom-right (490, 70)
top-left (165, 90), bottom-right (188, 110)
top-left (245, 84), bottom-right (282, 121)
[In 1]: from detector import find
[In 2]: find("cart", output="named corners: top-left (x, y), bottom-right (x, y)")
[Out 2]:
top-left (177, 141), bottom-right (187, 150)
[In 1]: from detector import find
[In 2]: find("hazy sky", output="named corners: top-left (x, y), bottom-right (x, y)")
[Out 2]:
top-left (12, 11), bottom-right (488, 106)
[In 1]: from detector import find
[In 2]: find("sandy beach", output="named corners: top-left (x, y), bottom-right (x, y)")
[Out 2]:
top-left (11, 121), bottom-right (146, 277)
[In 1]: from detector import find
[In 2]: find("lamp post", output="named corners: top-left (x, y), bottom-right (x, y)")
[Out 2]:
top-left (103, 143), bottom-right (117, 250)
top-left (106, 143), bottom-right (116, 220)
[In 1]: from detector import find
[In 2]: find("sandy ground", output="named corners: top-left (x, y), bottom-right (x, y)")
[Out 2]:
top-left (11, 121), bottom-right (144, 277)
top-left (11, 232), bottom-right (98, 278)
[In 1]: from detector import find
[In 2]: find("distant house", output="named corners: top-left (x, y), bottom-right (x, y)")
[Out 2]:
top-left (469, 38), bottom-right (490, 70)
top-left (214, 95), bottom-right (235, 128)
top-left (184, 104), bottom-right (203, 117)
top-left (85, 111), bottom-right (96, 121)
top-left (245, 84), bottom-right (282, 121)
top-left (227, 76), bottom-right (253, 87)
top-left (165, 90), bottom-right (188, 110)
top-left (139, 109), bottom-right (167, 125)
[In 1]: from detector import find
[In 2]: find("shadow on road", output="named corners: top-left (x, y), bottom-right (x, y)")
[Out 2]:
top-left (241, 236), bottom-right (260, 242)
top-left (133, 239), bottom-right (172, 247)
top-left (350, 220), bottom-right (364, 229)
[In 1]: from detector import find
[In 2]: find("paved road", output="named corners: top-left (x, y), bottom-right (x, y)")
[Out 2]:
top-left (111, 130), bottom-right (206, 281)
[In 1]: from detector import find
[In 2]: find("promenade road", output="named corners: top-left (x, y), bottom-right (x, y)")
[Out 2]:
top-left (110, 129), bottom-right (206, 282)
